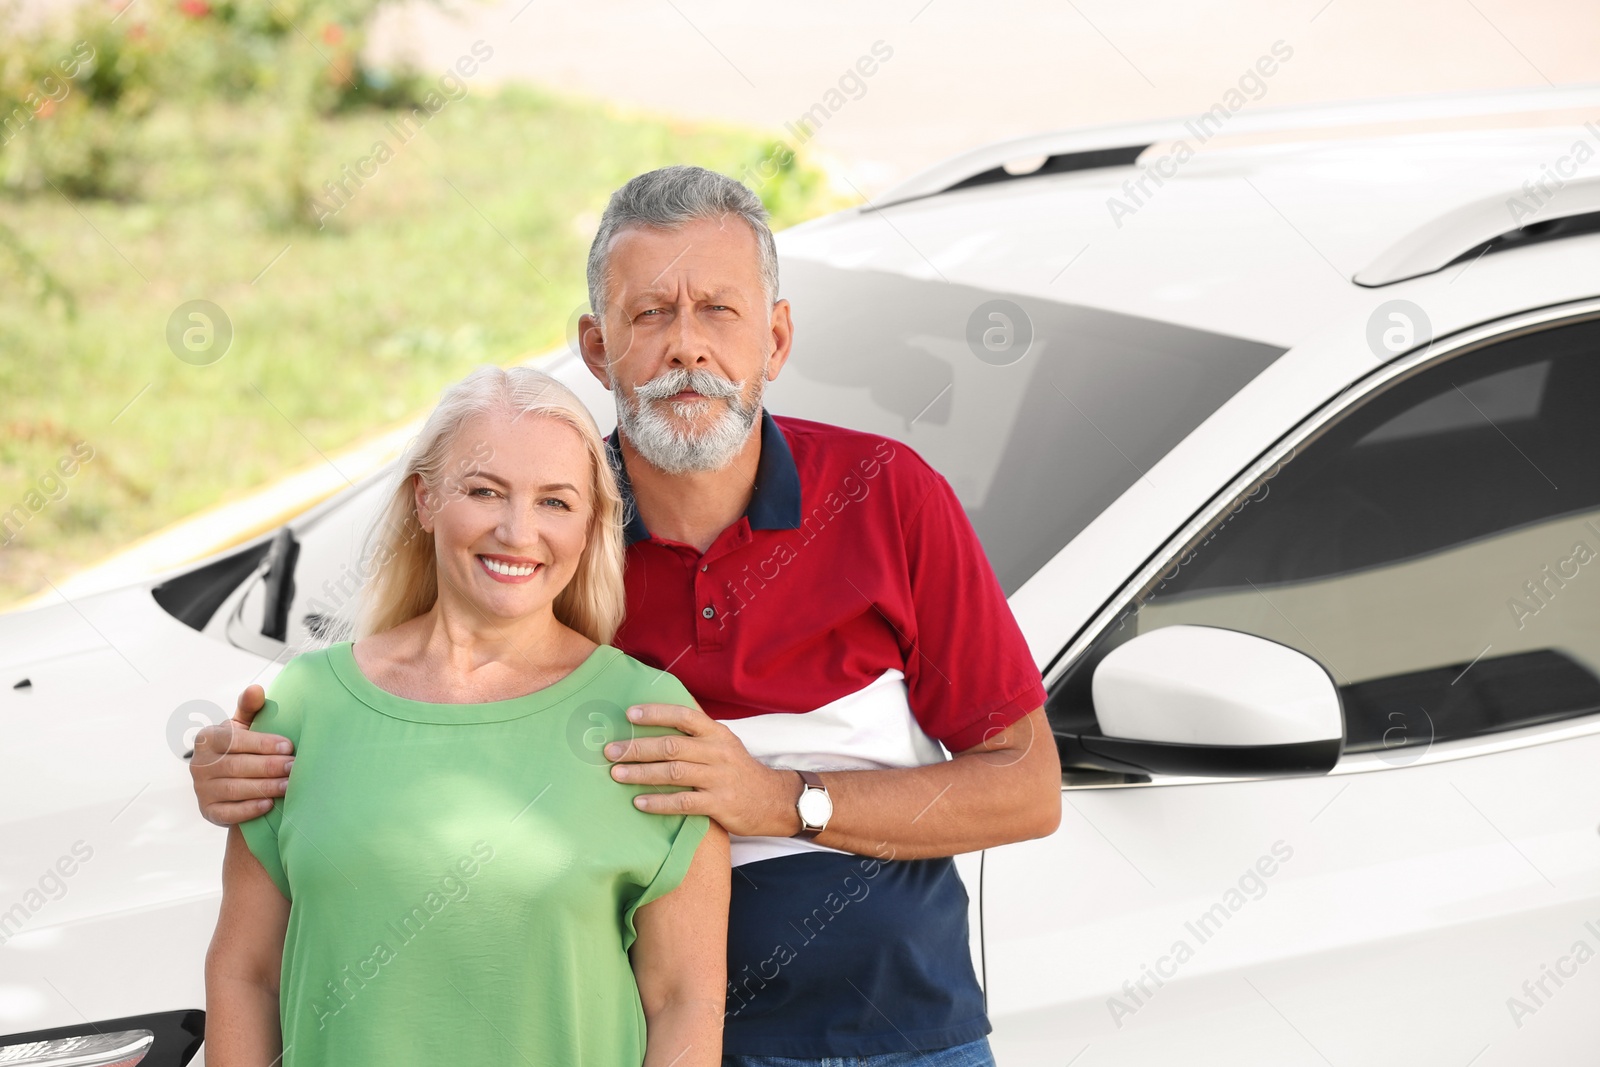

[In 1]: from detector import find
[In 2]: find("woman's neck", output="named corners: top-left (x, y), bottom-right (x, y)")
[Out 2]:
top-left (357, 601), bottom-right (596, 703)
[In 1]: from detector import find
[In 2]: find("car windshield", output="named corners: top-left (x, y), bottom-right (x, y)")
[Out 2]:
top-left (765, 258), bottom-right (1287, 592)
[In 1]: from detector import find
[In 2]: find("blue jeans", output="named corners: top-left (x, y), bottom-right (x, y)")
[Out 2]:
top-left (723, 1036), bottom-right (996, 1067)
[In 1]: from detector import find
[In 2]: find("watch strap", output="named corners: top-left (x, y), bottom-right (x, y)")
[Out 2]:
top-left (794, 770), bottom-right (828, 839)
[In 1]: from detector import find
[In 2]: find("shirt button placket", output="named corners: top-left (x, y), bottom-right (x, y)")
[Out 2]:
top-left (694, 559), bottom-right (719, 650)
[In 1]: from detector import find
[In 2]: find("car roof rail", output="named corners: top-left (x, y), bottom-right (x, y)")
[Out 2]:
top-left (868, 83), bottom-right (1600, 210)
top-left (1355, 175), bottom-right (1600, 286)
top-left (897, 143), bottom-right (1150, 206)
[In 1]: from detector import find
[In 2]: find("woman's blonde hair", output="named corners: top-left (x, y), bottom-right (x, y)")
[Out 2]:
top-left (354, 366), bottom-right (627, 645)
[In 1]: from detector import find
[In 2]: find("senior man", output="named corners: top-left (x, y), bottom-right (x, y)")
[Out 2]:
top-left (192, 165), bottom-right (1061, 1066)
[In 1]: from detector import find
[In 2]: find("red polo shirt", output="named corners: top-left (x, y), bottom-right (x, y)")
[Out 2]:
top-left (606, 409), bottom-right (1046, 1058)
top-left (609, 410), bottom-right (1044, 753)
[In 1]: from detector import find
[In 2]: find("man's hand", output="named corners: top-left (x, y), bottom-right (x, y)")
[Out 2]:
top-left (605, 703), bottom-right (798, 839)
top-left (614, 705), bottom-right (1061, 860)
top-left (191, 684), bottom-right (295, 826)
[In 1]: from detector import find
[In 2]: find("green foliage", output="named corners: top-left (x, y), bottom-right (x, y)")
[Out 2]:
top-left (743, 137), bottom-right (852, 228)
top-left (0, 219), bottom-right (75, 317)
top-left (0, 4), bottom-right (157, 198)
top-left (0, 0), bottom-right (435, 207)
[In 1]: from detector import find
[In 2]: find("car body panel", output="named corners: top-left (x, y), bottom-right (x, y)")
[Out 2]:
top-left (984, 730), bottom-right (1600, 1065)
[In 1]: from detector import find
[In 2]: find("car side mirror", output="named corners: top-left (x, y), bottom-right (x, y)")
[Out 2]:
top-left (1059, 625), bottom-right (1345, 778)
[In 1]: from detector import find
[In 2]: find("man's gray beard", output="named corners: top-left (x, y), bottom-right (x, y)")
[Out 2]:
top-left (615, 366), bottom-right (764, 475)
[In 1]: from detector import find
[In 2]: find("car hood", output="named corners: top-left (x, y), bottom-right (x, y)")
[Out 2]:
top-left (0, 596), bottom-right (116, 678)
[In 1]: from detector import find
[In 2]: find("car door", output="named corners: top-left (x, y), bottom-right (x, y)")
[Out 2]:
top-left (983, 306), bottom-right (1600, 1066)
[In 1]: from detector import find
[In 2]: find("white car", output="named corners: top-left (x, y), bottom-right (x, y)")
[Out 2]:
top-left (5, 85), bottom-right (1600, 1066)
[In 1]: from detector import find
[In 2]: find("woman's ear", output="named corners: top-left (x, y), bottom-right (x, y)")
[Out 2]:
top-left (412, 473), bottom-right (435, 533)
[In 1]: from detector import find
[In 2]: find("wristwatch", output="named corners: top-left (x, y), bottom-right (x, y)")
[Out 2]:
top-left (792, 770), bottom-right (833, 839)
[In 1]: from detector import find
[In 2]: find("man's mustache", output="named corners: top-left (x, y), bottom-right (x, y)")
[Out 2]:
top-left (633, 368), bottom-right (743, 402)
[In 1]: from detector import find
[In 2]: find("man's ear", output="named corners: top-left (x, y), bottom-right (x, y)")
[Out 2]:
top-left (577, 312), bottom-right (615, 390)
top-left (765, 298), bottom-right (795, 382)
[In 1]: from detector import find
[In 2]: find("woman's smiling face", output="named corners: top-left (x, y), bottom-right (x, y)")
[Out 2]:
top-left (416, 410), bottom-right (595, 624)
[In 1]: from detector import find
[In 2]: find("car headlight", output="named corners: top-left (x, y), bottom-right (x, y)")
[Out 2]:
top-left (0, 1011), bottom-right (202, 1067)
top-left (0, 1030), bottom-right (152, 1066)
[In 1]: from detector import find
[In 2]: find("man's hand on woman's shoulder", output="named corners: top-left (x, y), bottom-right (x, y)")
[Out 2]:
top-left (191, 683), bottom-right (296, 826)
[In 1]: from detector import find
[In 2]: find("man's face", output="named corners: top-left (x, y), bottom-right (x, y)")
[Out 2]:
top-left (579, 215), bottom-right (793, 473)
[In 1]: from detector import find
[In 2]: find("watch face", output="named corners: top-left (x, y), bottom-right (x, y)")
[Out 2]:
top-left (797, 787), bottom-right (833, 828)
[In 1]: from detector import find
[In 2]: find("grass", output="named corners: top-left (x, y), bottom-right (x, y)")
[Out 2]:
top-left (0, 84), bottom-right (853, 609)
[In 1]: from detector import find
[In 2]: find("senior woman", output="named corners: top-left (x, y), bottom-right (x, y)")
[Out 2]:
top-left (204, 366), bottom-right (729, 1066)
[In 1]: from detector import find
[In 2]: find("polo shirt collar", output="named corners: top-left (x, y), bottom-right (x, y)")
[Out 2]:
top-left (605, 408), bottom-right (801, 546)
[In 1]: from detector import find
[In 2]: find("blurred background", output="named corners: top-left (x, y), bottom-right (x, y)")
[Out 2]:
top-left (2, 0), bottom-right (1598, 612)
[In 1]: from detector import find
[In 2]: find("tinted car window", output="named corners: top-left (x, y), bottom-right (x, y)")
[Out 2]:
top-left (1055, 315), bottom-right (1600, 757)
top-left (766, 259), bottom-right (1285, 593)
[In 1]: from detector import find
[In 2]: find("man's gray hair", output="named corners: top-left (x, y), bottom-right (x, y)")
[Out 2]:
top-left (586, 165), bottom-right (779, 318)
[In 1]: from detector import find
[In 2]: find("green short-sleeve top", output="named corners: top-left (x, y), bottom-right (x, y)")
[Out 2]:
top-left (238, 642), bottom-right (710, 1067)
